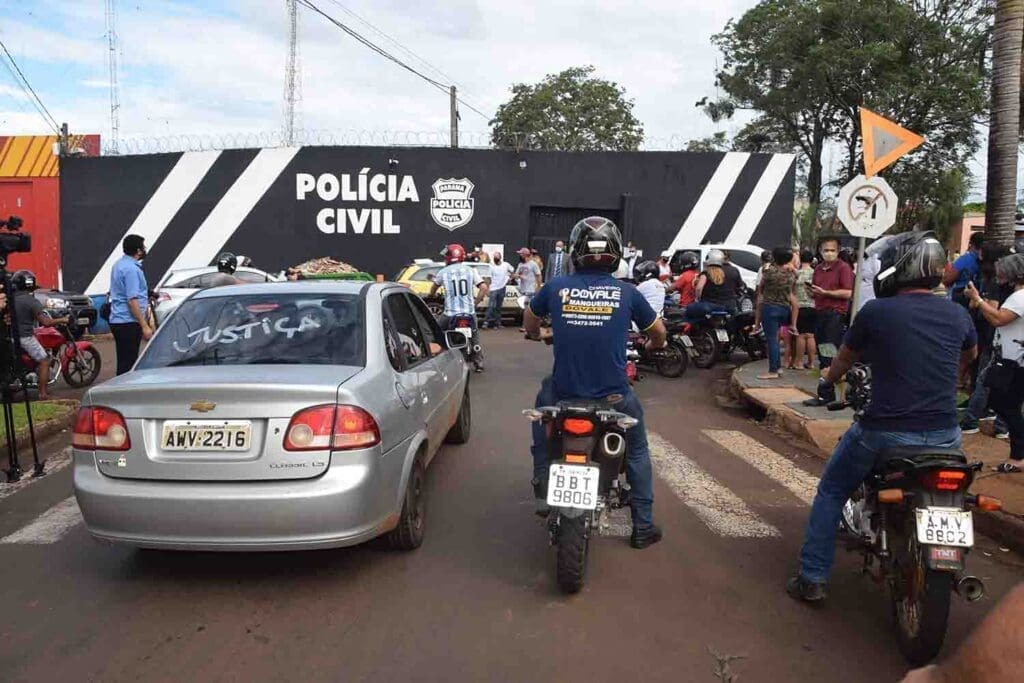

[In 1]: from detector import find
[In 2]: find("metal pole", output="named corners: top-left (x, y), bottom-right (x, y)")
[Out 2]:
top-left (450, 86), bottom-right (458, 149)
top-left (849, 236), bottom-right (867, 323)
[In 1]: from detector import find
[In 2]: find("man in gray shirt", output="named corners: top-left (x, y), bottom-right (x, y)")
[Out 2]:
top-left (12, 270), bottom-right (68, 400)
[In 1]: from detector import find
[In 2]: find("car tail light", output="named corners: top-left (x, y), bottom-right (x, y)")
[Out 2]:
top-left (563, 418), bottom-right (594, 436)
top-left (923, 469), bottom-right (969, 491)
top-left (284, 405), bottom-right (380, 452)
top-left (72, 406), bottom-right (131, 451)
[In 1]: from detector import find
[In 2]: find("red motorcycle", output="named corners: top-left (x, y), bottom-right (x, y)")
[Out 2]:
top-left (18, 324), bottom-right (102, 389)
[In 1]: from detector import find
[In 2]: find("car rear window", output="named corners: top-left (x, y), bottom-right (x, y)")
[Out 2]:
top-left (137, 293), bottom-right (364, 369)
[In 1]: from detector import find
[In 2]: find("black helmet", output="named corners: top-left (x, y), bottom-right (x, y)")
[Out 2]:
top-left (635, 260), bottom-right (660, 281)
top-left (678, 251), bottom-right (699, 271)
top-left (869, 231), bottom-right (945, 298)
top-left (216, 252), bottom-right (238, 274)
top-left (568, 216), bottom-right (622, 272)
top-left (12, 270), bottom-right (36, 291)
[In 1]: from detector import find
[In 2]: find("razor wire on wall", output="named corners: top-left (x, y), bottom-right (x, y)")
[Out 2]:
top-left (100, 130), bottom-right (701, 155)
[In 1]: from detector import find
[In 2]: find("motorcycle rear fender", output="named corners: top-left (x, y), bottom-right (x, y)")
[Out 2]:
top-left (922, 545), bottom-right (964, 572)
top-left (63, 341), bottom-right (94, 362)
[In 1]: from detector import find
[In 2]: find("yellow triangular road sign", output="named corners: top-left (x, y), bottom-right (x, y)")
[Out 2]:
top-left (860, 107), bottom-right (924, 178)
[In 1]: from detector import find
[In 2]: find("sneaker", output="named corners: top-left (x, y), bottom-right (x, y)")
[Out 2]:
top-left (630, 524), bottom-right (663, 549)
top-left (959, 418), bottom-right (980, 435)
top-left (979, 410), bottom-right (998, 422)
top-left (532, 478), bottom-right (549, 517)
top-left (786, 574), bottom-right (828, 603)
top-left (995, 428), bottom-right (1010, 440)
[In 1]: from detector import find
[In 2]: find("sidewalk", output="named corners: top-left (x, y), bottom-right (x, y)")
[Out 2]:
top-left (731, 359), bottom-right (1024, 553)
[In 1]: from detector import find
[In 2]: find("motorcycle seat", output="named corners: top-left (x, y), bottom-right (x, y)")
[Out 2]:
top-left (875, 446), bottom-right (967, 471)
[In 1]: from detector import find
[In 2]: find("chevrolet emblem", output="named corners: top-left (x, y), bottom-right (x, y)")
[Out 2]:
top-left (189, 401), bottom-right (216, 413)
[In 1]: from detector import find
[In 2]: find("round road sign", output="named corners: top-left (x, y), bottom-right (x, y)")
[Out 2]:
top-left (837, 174), bottom-right (898, 239)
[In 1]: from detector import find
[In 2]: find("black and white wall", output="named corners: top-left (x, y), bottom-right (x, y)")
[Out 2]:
top-left (60, 147), bottom-right (796, 294)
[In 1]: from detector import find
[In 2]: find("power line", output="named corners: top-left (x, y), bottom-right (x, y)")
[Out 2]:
top-left (296, 0), bottom-right (489, 121)
top-left (0, 38), bottom-right (59, 133)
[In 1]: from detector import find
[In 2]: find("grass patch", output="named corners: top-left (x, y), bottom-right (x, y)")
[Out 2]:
top-left (0, 402), bottom-right (74, 445)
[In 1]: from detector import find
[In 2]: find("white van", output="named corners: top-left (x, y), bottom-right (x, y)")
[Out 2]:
top-left (664, 244), bottom-right (765, 290)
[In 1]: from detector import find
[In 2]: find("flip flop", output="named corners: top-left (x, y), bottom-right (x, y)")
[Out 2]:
top-left (993, 462), bottom-right (1022, 474)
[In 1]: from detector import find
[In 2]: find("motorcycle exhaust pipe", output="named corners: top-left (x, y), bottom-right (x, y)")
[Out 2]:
top-left (955, 575), bottom-right (985, 602)
top-left (603, 432), bottom-right (625, 458)
top-left (471, 344), bottom-right (482, 354)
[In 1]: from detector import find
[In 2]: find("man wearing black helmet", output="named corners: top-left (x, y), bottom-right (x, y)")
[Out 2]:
top-left (787, 232), bottom-right (978, 603)
top-left (524, 216), bottom-right (668, 549)
top-left (12, 270), bottom-right (69, 400)
top-left (209, 252), bottom-right (242, 287)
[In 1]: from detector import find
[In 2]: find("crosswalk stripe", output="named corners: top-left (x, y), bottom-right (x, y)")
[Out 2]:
top-left (0, 497), bottom-right (82, 544)
top-left (702, 430), bottom-right (819, 506)
top-left (648, 431), bottom-right (780, 538)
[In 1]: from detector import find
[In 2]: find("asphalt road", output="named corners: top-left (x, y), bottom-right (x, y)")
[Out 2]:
top-left (1, 330), bottom-right (1021, 682)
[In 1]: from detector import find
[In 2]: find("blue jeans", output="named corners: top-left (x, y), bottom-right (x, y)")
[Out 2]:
top-left (485, 287), bottom-right (506, 327)
top-left (798, 422), bottom-right (961, 583)
top-left (529, 376), bottom-right (654, 530)
top-left (760, 303), bottom-right (790, 373)
top-left (965, 350), bottom-right (1009, 431)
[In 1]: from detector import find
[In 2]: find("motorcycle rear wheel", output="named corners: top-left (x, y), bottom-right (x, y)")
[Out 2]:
top-left (654, 342), bottom-right (688, 378)
top-left (63, 347), bottom-right (102, 388)
top-left (556, 514), bottom-right (589, 594)
top-left (692, 330), bottom-right (718, 369)
top-left (891, 531), bottom-right (952, 666)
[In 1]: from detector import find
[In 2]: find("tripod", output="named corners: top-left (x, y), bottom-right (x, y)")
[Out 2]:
top-left (1, 262), bottom-right (45, 482)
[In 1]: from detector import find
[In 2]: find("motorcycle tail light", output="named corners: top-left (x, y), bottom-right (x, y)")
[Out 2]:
top-left (456, 319), bottom-right (471, 328)
top-left (284, 405), bottom-right (380, 451)
top-left (72, 406), bottom-right (131, 451)
top-left (924, 469), bottom-right (969, 491)
top-left (877, 488), bottom-right (904, 504)
top-left (563, 418), bottom-right (594, 436)
top-left (976, 495), bottom-right (1002, 511)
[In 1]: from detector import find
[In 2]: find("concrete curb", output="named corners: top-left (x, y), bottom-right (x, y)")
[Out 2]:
top-left (1, 399), bottom-right (80, 452)
top-left (730, 366), bottom-right (1024, 556)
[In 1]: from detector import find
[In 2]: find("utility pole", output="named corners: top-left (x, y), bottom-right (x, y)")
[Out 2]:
top-left (284, 0), bottom-right (300, 146)
top-left (104, 0), bottom-right (120, 154)
top-left (450, 86), bottom-right (459, 149)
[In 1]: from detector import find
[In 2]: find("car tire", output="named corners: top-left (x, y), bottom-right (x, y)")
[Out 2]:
top-left (387, 457), bottom-right (426, 551)
top-left (444, 389), bottom-right (471, 444)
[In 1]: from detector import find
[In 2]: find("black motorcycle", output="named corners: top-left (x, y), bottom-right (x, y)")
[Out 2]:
top-left (831, 364), bottom-right (998, 665)
top-left (684, 308), bottom-right (732, 369)
top-left (523, 400), bottom-right (638, 593)
top-left (731, 288), bottom-right (766, 362)
top-left (444, 314), bottom-right (483, 372)
top-left (626, 328), bottom-right (688, 378)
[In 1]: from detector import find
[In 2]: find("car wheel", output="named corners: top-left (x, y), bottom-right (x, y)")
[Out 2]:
top-left (387, 457), bottom-right (426, 551)
top-left (444, 389), bottom-right (471, 444)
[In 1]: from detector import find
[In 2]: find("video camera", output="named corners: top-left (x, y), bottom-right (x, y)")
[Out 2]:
top-left (0, 215), bottom-right (30, 257)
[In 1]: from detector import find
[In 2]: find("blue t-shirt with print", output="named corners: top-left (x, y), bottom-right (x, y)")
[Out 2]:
top-left (530, 270), bottom-right (658, 398)
top-left (844, 293), bottom-right (976, 432)
top-left (950, 251), bottom-right (980, 293)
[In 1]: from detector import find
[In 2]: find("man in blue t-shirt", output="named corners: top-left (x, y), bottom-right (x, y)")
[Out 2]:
top-left (788, 232), bottom-right (978, 603)
top-left (525, 216), bottom-right (667, 549)
top-left (943, 232), bottom-right (984, 306)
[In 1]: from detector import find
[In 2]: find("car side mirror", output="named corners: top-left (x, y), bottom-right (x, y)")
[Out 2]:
top-left (444, 330), bottom-right (468, 350)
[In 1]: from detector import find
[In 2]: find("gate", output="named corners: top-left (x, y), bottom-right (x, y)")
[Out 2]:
top-left (528, 206), bottom-right (622, 260)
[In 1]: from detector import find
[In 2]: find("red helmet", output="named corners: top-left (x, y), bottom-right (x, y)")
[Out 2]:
top-left (442, 243), bottom-right (466, 264)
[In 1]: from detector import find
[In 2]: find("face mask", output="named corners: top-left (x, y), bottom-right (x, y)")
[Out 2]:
top-left (555, 245), bottom-right (563, 253)
top-left (821, 249), bottom-right (838, 263)
top-left (494, 257), bottom-right (501, 264)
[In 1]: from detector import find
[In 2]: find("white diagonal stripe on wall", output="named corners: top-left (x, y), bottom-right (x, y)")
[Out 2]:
top-left (702, 429), bottom-right (819, 506)
top-left (648, 431), bottom-right (779, 538)
top-left (161, 146), bottom-right (300, 282)
top-left (722, 154), bottom-right (795, 246)
top-left (1, 497), bottom-right (82, 544)
top-left (83, 151), bottom-right (222, 295)
top-left (665, 152), bottom-right (750, 253)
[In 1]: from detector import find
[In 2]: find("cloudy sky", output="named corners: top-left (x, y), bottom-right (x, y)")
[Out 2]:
top-left (0, 0), bottom-right (1004, 197)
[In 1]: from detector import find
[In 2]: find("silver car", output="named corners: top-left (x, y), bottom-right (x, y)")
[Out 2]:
top-left (152, 265), bottom-right (284, 325)
top-left (73, 281), bottom-right (471, 551)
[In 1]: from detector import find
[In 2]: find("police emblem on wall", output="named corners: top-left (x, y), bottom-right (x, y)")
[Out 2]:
top-left (429, 177), bottom-right (475, 231)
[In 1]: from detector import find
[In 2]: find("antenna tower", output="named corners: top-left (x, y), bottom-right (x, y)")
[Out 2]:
top-left (104, 0), bottom-right (121, 153)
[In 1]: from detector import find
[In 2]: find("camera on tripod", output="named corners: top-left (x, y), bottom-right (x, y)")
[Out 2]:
top-left (0, 215), bottom-right (31, 256)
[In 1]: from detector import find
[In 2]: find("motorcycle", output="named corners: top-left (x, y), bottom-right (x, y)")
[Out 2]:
top-left (626, 328), bottom-right (688, 378)
top-left (830, 364), bottom-right (999, 665)
top-left (732, 289), bottom-right (766, 362)
top-left (16, 324), bottom-right (103, 390)
top-left (523, 399), bottom-right (638, 594)
top-left (683, 307), bottom-right (731, 369)
top-left (444, 314), bottom-right (483, 372)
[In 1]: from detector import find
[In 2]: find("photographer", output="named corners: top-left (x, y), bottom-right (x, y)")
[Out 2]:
top-left (12, 270), bottom-right (68, 400)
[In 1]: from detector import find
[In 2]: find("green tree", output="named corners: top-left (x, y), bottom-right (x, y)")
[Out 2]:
top-left (685, 131), bottom-right (730, 152)
top-left (704, 0), bottom-right (991, 229)
top-left (490, 66), bottom-right (643, 151)
top-left (985, 0), bottom-right (1024, 248)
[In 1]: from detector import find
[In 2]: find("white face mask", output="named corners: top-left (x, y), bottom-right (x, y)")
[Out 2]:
top-left (555, 245), bottom-right (563, 253)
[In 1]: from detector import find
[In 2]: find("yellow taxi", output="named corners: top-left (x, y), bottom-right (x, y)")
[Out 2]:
top-left (394, 259), bottom-right (523, 321)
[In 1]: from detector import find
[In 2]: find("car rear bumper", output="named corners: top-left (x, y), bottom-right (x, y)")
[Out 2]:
top-left (72, 444), bottom-right (408, 551)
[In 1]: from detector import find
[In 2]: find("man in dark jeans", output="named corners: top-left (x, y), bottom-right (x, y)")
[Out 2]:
top-left (811, 238), bottom-right (853, 362)
top-left (108, 234), bottom-right (152, 375)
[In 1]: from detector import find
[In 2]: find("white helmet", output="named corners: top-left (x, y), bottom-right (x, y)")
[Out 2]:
top-left (705, 249), bottom-right (726, 266)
